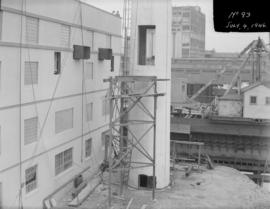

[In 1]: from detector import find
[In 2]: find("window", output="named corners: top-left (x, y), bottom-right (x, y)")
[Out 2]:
top-left (55, 148), bottom-right (73, 175)
top-left (183, 12), bottom-right (190, 17)
top-left (102, 98), bottom-right (109, 116)
top-left (25, 17), bottom-right (39, 44)
top-left (24, 117), bottom-right (38, 145)
top-left (24, 62), bottom-right (38, 85)
top-left (138, 25), bottom-right (156, 65)
top-left (182, 48), bottom-right (190, 58)
top-left (182, 84), bottom-right (186, 92)
top-left (55, 108), bottom-right (73, 134)
top-left (106, 35), bottom-right (111, 48)
top-left (85, 62), bottom-right (94, 80)
top-left (25, 165), bottom-right (37, 193)
top-left (101, 131), bottom-right (110, 160)
top-left (60, 24), bottom-right (70, 47)
top-left (54, 52), bottom-right (61, 74)
top-left (182, 25), bottom-right (190, 31)
top-left (250, 96), bottom-right (257, 105)
top-left (266, 97), bottom-right (270, 105)
top-left (86, 102), bottom-right (93, 121)
top-left (85, 138), bottom-right (92, 157)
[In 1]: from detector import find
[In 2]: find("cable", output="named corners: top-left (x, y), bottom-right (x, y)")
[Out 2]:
top-left (18, 0), bottom-right (25, 208)
top-left (79, 0), bottom-right (84, 164)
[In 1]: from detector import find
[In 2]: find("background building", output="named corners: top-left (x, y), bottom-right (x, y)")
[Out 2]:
top-left (242, 81), bottom-right (270, 119)
top-left (172, 6), bottom-right (205, 58)
top-left (0, 0), bottom-right (121, 208)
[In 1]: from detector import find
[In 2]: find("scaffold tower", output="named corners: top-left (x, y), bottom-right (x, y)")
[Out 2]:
top-left (103, 76), bottom-right (167, 206)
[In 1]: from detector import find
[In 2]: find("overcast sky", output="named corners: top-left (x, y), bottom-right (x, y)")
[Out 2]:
top-left (84, 0), bottom-right (269, 53)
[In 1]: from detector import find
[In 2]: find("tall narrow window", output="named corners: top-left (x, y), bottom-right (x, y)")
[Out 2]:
top-left (25, 165), bottom-right (38, 193)
top-left (55, 148), bottom-right (73, 175)
top-left (86, 102), bottom-right (93, 121)
top-left (138, 25), bottom-right (156, 65)
top-left (24, 62), bottom-right (38, 85)
top-left (85, 138), bottom-right (92, 158)
top-left (250, 96), bottom-right (257, 105)
top-left (60, 24), bottom-right (70, 47)
top-left (182, 48), bottom-right (190, 58)
top-left (106, 35), bottom-right (111, 48)
top-left (266, 97), bottom-right (270, 105)
top-left (102, 98), bottom-right (109, 116)
top-left (85, 62), bottom-right (94, 80)
top-left (54, 52), bottom-right (61, 74)
top-left (24, 117), bottom-right (38, 145)
top-left (25, 17), bottom-right (39, 44)
top-left (55, 108), bottom-right (73, 134)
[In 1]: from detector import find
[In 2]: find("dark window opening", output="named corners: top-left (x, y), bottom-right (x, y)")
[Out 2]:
top-left (138, 25), bottom-right (156, 65)
top-left (111, 55), bottom-right (114, 72)
top-left (54, 52), bottom-right (61, 74)
top-left (73, 45), bottom-right (90, 60)
top-left (250, 96), bottom-right (257, 105)
top-left (98, 48), bottom-right (112, 61)
top-left (138, 174), bottom-right (156, 189)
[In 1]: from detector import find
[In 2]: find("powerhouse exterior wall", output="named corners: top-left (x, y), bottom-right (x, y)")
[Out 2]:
top-left (0, 0), bottom-right (121, 208)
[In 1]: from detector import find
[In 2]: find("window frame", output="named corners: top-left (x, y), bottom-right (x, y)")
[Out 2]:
top-left (138, 25), bottom-right (156, 66)
top-left (55, 108), bottom-right (74, 134)
top-left (24, 117), bottom-right (38, 145)
top-left (55, 148), bottom-right (73, 175)
top-left (25, 165), bottom-right (38, 193)
top-left (86, 102), bottom-right (93, 121)
top-left (25, 16), bottom-right (39, 44)
top-left (24, 61), bottom-right (38, 85)
top-left (85, 138), bottom-right (92, 158)
top-left (54, 52), bottom-right (61, 75)
top-left (249, 96), bottom-right (257, 105)
top-left (266, 97), bottom-right (270, 105)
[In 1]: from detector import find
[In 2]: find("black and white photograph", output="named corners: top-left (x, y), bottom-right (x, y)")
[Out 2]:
top-left (0, 0), bottom-right (270, 208)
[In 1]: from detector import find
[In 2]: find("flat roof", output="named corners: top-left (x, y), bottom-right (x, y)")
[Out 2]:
top-left (171, 117), bottom-right (270, 138)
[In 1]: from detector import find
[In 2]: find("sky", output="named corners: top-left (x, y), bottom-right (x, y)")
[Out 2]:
top-left (84, 0), bottom-right (269, 53)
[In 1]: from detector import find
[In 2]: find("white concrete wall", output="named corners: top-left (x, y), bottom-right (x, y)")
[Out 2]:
top-left (243, 85), bottom-right (270, 119)
top-left (0, 0), bottom-right (121, 208)
top-left (129, 0), bottom-right (171, 189)
top-left (218, 100), bottom-right (242, 117)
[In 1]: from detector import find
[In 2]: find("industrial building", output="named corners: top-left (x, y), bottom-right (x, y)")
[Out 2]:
top-left (1, 0), bottom-right (270, 209)
top-left (0, 0), bottom-right (122, 208)
top-left (172, 6), bottom-right (205, 58)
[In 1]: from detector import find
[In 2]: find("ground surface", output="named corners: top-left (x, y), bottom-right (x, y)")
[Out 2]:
top-left (76, 165), bottom-right (270, 209)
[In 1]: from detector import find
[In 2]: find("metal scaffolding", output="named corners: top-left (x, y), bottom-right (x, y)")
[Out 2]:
top-left (103, 76), bottom-right (166, 207)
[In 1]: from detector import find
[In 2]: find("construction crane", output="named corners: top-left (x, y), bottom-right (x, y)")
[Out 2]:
top-left (224, 37), bottom-right (268, 96)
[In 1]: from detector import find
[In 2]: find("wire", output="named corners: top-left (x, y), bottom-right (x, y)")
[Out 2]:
top-left (18, 0), bottom-right (25, 208)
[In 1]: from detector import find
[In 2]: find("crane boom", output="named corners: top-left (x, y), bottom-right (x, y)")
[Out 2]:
top-left (223, 53), bottom-right (251, 96)
top-left (190, 65), bottom-right (227, 101)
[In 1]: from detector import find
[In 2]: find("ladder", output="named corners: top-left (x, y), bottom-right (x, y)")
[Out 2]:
top-left (122, 0), bottom-right (132, 76)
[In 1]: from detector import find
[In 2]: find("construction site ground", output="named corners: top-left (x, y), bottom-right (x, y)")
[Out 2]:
top-left (69, 165), bottom-right (270, 209)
